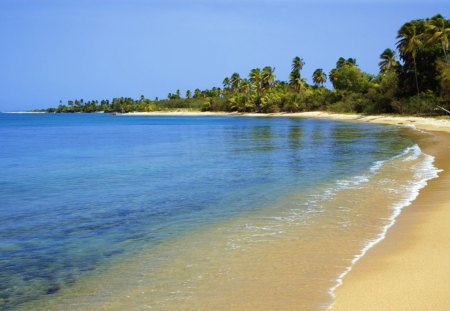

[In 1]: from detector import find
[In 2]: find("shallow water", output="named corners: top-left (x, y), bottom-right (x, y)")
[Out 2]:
top-left (0, 113), bottom-right (437, 310)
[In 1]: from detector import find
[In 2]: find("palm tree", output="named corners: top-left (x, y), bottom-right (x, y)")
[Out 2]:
top-left (249, 68), bottom-right (262, 93)
top-left (239, 79), bottom-right (251, 93)
top-left (289, 71), bottom-right (303, 92)
top-left (292, 56), bottom-right (305, 72)
top-left (346, 58), bottom-right (357, 66)
top-left (261, 66), bottom-right (276, 91)
top-left (425, 15), bottom-right (450, 61)
top-left (230, 73), bottom-right (241, 92)
top-left (186, 90), bottom-right (192, 99)
top-left (336, 57), bottom-right (346, 68)
top-left (379, 48), bottom-right (399, 73)
top-left (222, 77), bottom-right (231, 90)
top-left (312, 68), bottom-right (327, 86)
top-left (290, 56), bottom-right (305, 92)
top-left (397, 21), bottom-right (423, 93)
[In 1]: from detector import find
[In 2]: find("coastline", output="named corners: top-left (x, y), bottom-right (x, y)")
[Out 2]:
top-left (126, 110), bottom-right (450, 309)
top-left (8, 111), bottom-right (450, 309)
top-left (330, 129), bottom-right (450, 310)
top-left (120, 111), bottom-right (450, 133)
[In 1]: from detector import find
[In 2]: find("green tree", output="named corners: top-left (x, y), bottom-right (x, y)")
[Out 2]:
top-left (425, 14), bottom-right (450, 61)
top-left (230, 73), bottom-right (241, 92)
top-left (289, 56), bottom-right (305, 92)
top-left (397, 21), bottom-right (424, 93)
top-left (261, 66), bottom-right (276, 91)
top-left (312, 68), bottom-right (327, 86)
top-left (379, 49), bottom-right (399, 73)
top-left (329, 60), bottom-right (370, 93)
top-left (249, 68), bottom-right (262, 93)
top-left (222, 77), bottom-right (230, 90)
top-left (240, 79), bottom-right (251, 93)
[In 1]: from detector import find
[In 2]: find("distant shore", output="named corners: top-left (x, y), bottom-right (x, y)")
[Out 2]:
top-left (120, 111), bottom-right (450, 133)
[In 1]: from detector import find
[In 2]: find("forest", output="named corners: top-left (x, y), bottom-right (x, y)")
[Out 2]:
top-left (40, 15), bottom-right (449, 116)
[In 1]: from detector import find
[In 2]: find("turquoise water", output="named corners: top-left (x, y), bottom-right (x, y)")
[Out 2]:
top-left (0, 113), bottom-right (413, 309)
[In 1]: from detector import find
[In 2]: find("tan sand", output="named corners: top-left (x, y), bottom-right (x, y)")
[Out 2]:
top-left (331, 130), bottom-right (450, 310)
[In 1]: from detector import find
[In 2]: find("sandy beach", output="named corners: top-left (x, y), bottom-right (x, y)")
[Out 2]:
top-left (124, 111), bottom-right (450, 310)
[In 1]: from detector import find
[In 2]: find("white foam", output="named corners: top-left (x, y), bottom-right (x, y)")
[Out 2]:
top-left (326, 146), bottom-right (441, 310)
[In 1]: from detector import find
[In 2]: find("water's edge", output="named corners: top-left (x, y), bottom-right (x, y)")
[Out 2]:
top-left (326, 132), bottom-right (441, 310)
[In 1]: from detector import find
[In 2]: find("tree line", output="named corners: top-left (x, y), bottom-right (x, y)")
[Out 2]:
top-left (41, 14), bottom-right (449, 115)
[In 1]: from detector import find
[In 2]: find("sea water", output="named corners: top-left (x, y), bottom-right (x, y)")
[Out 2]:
top-left (0, 113), bottom-right (439, 310)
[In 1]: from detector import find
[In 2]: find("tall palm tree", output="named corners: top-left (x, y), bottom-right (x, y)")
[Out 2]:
top-left (261, 66), bottom-right (276, 91)
top-left (230, 73), bottom-right (241, 92)
top-left (222, 77), bottom-right (230, 90)
top-left (290, 56), bottom-right (305, 92)
top-left (397, 21), bottom-right (423, 93)
top-left (239, 79), bottom-right (251, 93)
top-left (336, 57), bottom-right (346, 68)
top-left (292, 56), bottom-right (305, 72)
top-left (185, 90), bottom-right (192, 99)
top-left (378, 48), bottom-right (399, 73)
top-left (425, 15), bottom-right (450, 61)
top-left (249, 68), bottom-right (262, 93)
top-left (312, 68), bottom-right (327, 86)
top-left (289, 72), bottom-right (303, 92)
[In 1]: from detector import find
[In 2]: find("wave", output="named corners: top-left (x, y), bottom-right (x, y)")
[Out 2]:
top-left (326, 144), bottom-right (441, 310)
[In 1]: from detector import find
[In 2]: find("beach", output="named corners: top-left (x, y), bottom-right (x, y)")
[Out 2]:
top-left (331, 129), bottom-right (450, 310)
top-left (123, 111), bottom-right (450, 310)
top-left (2, 112), bottom-right (450, 310)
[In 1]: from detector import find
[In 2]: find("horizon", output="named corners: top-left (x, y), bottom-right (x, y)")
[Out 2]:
top-left (0, 0), bottom-right (449, 112)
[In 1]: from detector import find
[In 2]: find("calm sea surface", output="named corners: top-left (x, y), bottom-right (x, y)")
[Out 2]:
top-left (0, 113), bottom-right (437, 310)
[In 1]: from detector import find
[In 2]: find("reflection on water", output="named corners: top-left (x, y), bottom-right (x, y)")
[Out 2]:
top-left (0, 114), bottom-right (414, 310)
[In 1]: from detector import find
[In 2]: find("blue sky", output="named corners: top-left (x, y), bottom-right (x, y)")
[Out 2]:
top-left (0, 0), bottom-right (448, 111)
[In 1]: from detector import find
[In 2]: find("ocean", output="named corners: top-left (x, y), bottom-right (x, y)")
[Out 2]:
top-left (0, 113), bottom-right (439, 310)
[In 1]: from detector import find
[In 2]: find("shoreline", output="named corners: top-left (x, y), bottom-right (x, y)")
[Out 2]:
top-left (330, 129), bottom-right (450, 310)
top-left (8, 111), bottom-right (450, 309)
top-left (119, 111), bottom-right (450, 133)
top-left (127, 110), bottom-right (450, 309)
top-left (122, 110), bottom-right (450, 309)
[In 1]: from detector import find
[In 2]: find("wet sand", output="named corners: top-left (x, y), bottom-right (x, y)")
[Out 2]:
top-left (331, 130), bottom-right (450, 310)
top-left (120, 111), bottom-right (450, 310)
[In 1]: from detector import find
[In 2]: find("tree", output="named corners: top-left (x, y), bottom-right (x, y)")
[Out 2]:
top-left (186, 90), bottom-right (192, 99)
top-left (292, 56), bottom-right (305, 72)
top-left (329, 60), bottom-right (370, 93)
top-left (240, 79), bottom-right (251, 93)
top-left (222, 77), bottom-right (230, 90)
top-left (261, 66), bottom-right (276, 91)
top-left (249, 68), bottom-right (262, 93)
top-left (425, 14), bottom-right (450, 61)
top-left (397, 21), bottom-right (424, 93)
top-left (194, 88), bottom-right (202, 98)
top-left (289, 56), bottom-right (305, 92)
top-left (312, 68), bottom-right (327, 86)
top-left (379, 49), bottom-right (399, 73)
top-left (230, 73), bottom-right (241, 92)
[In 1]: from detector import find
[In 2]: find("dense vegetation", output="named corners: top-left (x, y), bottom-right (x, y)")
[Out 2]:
top-left (40, 15), bottom-right (449, 116)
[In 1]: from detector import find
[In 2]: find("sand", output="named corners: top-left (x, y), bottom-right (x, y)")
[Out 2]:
top-left (329, 129), bottom-right (450, 311)
top-left (123, 111), bottom-right (450, 310)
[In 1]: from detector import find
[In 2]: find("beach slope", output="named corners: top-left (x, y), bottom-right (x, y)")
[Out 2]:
top-left (331, 129), bottom-right (450, 310)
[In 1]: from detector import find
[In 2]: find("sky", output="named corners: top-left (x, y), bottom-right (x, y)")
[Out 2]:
top-left (0, 0), bottom-right (448, 111)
